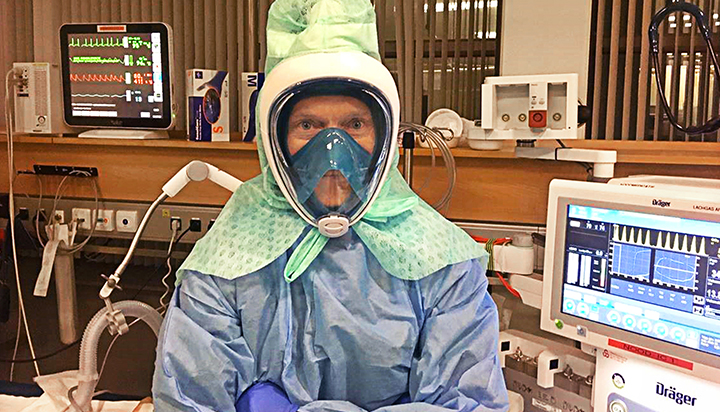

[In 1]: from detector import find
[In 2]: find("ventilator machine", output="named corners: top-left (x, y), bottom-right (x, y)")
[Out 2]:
top-left (498, 175), bottom-right (720, 412)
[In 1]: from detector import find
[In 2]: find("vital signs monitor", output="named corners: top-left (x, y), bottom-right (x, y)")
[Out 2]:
top-left (60, 23), bottom-right (173, 129)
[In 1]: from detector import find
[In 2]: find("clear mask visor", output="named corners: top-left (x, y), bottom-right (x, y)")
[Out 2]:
top-left (268, 78), bottom-right (394, 226)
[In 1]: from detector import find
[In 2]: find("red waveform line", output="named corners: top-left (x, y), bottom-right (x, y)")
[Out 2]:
top-left (70, 73), bottom-right (125, 83)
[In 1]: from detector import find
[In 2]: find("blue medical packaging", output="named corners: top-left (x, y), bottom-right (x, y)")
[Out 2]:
top-left (187, 69), bottom-right (230, 142)
top-left (241, 72), bottom-right (265, 142)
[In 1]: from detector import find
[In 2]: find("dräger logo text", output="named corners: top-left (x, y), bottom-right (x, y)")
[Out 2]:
top-left (656, 382), bottom-right (697, 406)
top-left (652, 199), bottom-right (671, 208)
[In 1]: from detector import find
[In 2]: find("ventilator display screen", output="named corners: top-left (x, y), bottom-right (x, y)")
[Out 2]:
top-left (60, 23), bottom-right (172, 128)
top-left (560, 205), bottom-right (720, 358)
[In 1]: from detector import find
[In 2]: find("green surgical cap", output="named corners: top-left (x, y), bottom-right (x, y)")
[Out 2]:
top-left (265, 0), bottom-right (382, 74)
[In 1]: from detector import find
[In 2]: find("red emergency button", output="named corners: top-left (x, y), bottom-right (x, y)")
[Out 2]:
top-left (529, 110), bottom-right (547, 128)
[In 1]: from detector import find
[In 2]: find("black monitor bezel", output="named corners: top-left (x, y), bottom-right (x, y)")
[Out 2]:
top-left (60, 23), bottom-right (172, 129)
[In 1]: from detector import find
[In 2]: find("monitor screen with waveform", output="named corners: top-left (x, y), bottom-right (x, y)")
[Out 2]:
top-left (60, 23), bottom-right (173, 129)
top-left (560, 204), bottom-right (720, 359)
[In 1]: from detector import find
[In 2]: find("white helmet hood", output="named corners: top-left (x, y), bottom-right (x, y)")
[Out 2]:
top-left (258, 52), bottom-right (401, 234)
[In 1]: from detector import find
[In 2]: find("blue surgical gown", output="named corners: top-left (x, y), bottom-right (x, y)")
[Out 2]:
top-left (152, 230), bottom-right (509, 412)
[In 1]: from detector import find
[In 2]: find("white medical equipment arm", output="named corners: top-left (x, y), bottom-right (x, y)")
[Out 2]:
top-left (72, 161), bottom-right (240, 412)
top-left (515, 147), bottom-right (618, 179)
top-left (161, 160), bottom-right (242, 197)
top-left (99, 160), bottom-right (242, 301)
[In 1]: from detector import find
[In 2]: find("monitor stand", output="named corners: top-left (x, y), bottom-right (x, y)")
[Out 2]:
top-left (78, 129), bottom-right (169, 140)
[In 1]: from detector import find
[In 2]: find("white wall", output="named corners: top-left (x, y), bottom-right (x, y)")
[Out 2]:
top-left (500, 0), bottom-right (593, 103)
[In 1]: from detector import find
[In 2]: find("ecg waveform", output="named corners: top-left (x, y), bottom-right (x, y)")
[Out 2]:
top-left (71, 93), bottom-right (126, 98)
top-left (71, 55), bottom-right (152, 66)
top-left (69, 36), bottom-right (152, 49)
top-left (69, 37), bottom-right (123, 48)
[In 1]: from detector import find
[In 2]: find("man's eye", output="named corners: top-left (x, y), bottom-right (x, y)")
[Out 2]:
top-left (301, 121), bottom-right (312, 130)
top-left (351, 120), bottom-right (363, 129)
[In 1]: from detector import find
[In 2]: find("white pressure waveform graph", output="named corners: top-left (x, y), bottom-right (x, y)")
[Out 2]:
top-left (612, 243), bottom-right (651, 281)
top-left (612, 224), bottom-right (707, 255)
top-left (653, 250), bottom-right (698, 291)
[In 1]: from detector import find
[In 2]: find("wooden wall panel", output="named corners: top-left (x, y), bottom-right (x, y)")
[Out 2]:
top-left (1, 143), bottom-right (260, 207)
top-left (2, 141), bottom-right (719, 225)
top-left (411, 157), bottom-right (720, 223)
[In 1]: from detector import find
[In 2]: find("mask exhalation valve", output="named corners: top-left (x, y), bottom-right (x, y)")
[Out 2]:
top-left (318, 215), bottom-right (350, 238)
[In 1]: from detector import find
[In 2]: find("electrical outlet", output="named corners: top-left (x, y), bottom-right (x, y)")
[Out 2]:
top-left (189, 218), bottom-right (202, 232)
top-left (116, 210), bottom-right (138, 233)
top-left (72, 208), bottom-right (92, 230)
top-left (95, 210), bottom-right (115, 232)
top-left (14, 197), bottom-right (225, 242)
top-left (170, 217), bottom-right (182, 232)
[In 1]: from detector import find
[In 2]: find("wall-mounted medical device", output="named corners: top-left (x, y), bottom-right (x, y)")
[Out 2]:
top-left (59, 23), bottom-right (174, 139)
top-left (12, 62), bottom-right (73, 135)
top-left (498, 330), bottom-right (594, 412)
top-left (448, 72), bottom-right (616, 179)
top-left (480, 73), bottom-right (578, 141)
top-left (541, 176), bottom-right (720, 383)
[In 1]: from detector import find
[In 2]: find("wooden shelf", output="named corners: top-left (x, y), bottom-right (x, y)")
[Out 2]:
top-left (2, 132), bottom-right (719, 165)
top-left (1, 134), bottom-right (258, 151)
top-left (3, 132), bottom-right (718, 225)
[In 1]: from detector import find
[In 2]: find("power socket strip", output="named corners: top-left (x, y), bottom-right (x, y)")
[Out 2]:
top-left (14, 197), bottom-right (224, 244)
top-left (12, 197), bottom-right (545, 269)
top-left (32, 165), bottom-right (99, 177)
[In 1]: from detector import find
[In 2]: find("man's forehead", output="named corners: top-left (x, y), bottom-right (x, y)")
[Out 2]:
top-left (290, 95), bottom-right (371, 117)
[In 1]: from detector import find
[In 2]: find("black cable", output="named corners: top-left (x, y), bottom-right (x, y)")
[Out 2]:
top-left (175, 227), bottom-right (192, 246)
top-left (555, 140), bottom-right (594, 174)
top-left (531, 232), bottom-right (546, 248)
top-left (0, 228), bottom-right (193, 364)
top-left (0, 339), bottom-right (80, 363)
top-left (649, 1), bottom-right (720, 135)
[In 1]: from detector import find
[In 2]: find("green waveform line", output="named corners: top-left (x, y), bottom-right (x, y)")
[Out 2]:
top-left (69, 37), bottom-right (123, 48)
top-left (71, 56), bottom-right (122, 64)
top-left (70, 55), bottom-right (152, 66)
top-left (68, 36), bottom-right (152, 49)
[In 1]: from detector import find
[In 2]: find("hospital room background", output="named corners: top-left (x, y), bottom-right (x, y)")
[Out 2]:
top-left (1, 1), bottom-right (720, 411)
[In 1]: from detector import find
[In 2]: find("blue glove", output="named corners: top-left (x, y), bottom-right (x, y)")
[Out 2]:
top-left (236, 382), bottom-right (299, 412)
top-left (393, 393), bottom-right (411, 405)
